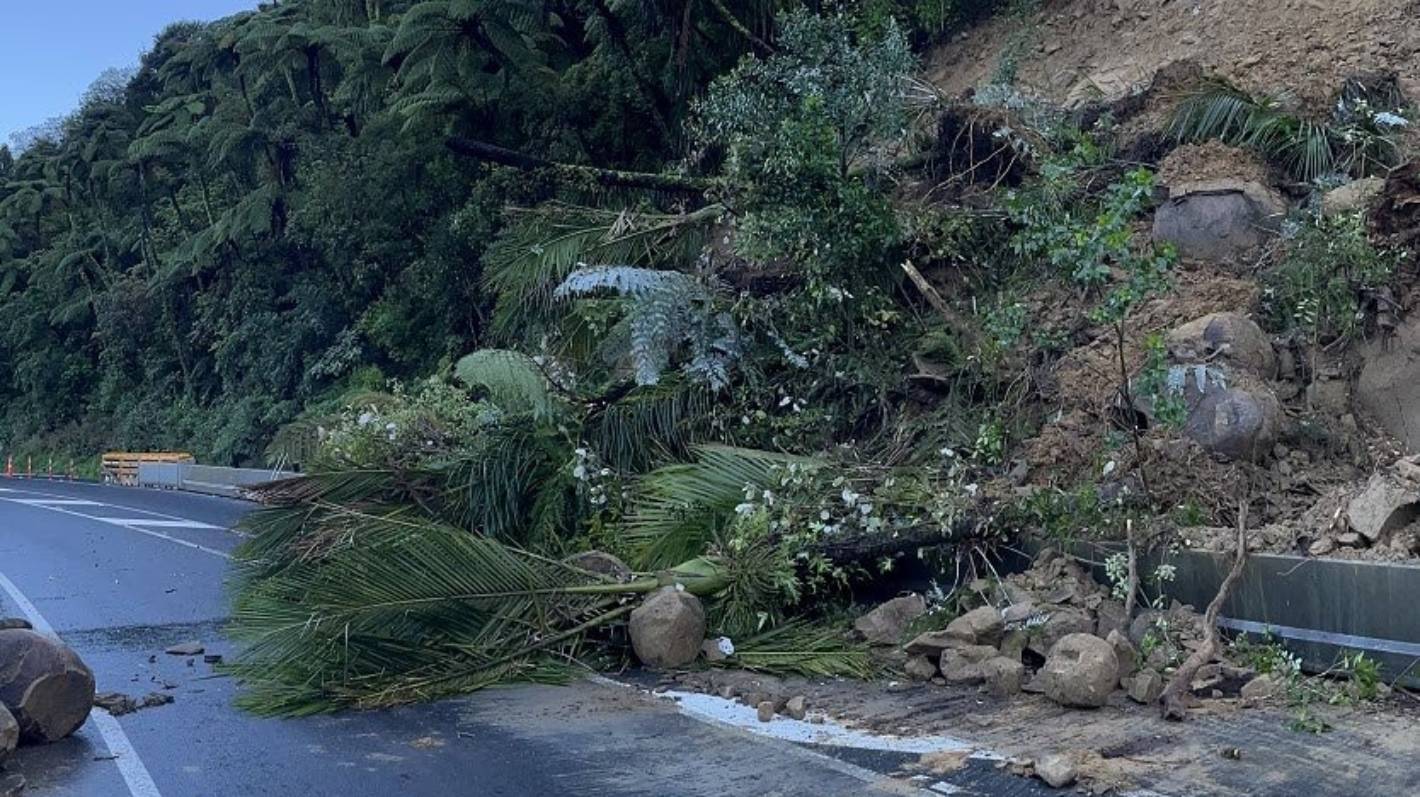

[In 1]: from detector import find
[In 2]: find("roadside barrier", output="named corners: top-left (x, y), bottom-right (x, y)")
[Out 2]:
top-left (101, 452), bottom-right (195, 486)
top-left (135, 462), bottom-right (293, 498)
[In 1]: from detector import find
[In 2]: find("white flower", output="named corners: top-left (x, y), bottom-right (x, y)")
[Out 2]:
top-left (841, 488), bottom-right (860, 505)
top-left (572, 465), bottom-right (587, 480)
top-left (734, 502), bottom-right (756, 516)
top-left (1374, 111), bottom-right (1409, 127)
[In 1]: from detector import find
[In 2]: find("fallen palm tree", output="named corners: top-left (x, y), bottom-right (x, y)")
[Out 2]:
top-left (226, 444), bottom-right (978, 715)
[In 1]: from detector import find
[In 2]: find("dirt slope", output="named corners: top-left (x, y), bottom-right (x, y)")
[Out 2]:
top-left (928, 0), bottom-right (1420, 107)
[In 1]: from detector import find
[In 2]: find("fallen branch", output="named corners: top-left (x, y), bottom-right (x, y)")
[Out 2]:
top-left (1159, 497), bottom-right (1249, 720)
top-left (445, 137), bottom-right (714, 195)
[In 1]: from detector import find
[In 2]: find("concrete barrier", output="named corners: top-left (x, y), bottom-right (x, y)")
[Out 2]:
top-left (136, 462), bottom-right (293, 498)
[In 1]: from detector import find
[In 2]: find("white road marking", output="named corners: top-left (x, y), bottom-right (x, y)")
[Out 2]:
top-left (9, 498), bottom-right (105, 506)
top-left (0, 570), bottom-right (164, 797)
top-left (90, 518), bottom-right (221, 530)
top-left (0, 496), bottom-right (231, 559)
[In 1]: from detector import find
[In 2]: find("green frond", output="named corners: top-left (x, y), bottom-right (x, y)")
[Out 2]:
top-left (717, 621), bottom-right (879, 679)
top-left (623, 445), bottom-right (822, 569)
top-left (587, 378), bottom-right (713, 472)
top-left (454, 348), bottom-right (561, 420)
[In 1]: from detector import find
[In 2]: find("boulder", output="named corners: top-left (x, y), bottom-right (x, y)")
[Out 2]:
top-left (1028, 608), bottom-right (1095, 658)
top-left (1126, 668), bottom-right (1165, 704)
top-left (1035, 753), bottom-right (1078, 789)
top-left (853, 594), bottom-right (927, 646)
top-left (1347, 474), bottom-right (1418, 544)
top-left (980, 656), bottom-right (1024, 697)
top-left (1357, 318), bottom-right (1420, 453)
top-left (756, 701), bottom-right (775, 722)
top-left (999, 630), bottom-right (1029, 662)
top-left (1321, 177), bottom-right (1386, 217)
top-left (0, 629), bottom-right (95, 744)
top-left (1040, 634), bottom-right (1120, 709)
top-left (1152, 179), bottom-right (1285, 263)
top-left (951, 644), bottom-right (1001, 664)
top-left (0, 703), bottom-right (15, 763)
top-left (628, 588), bottom-right (705, 669)
top-left (944, 606), bottom-right (1004, 647)
top-left (1181, 375), bottom-right (1282, 461)
top-left (904, 654), bottom-right (938, 681)
top-left (701, 637), bottom-right (734, 663)
top-left (1166, 312), bottom-right (1276, 378)
top-left (563, 551), bottom-right (632, 581)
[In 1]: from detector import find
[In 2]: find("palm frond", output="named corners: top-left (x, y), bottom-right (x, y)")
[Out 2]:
top-left (588, 378), bottom-right (714, 472)
top-left (717, 621), bottom-right (878, 679)
top-left (623, 445), bottom-right (822, 568)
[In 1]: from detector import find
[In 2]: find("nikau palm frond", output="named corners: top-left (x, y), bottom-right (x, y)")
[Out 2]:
top-left (228, 510), bottom-right (732, 715)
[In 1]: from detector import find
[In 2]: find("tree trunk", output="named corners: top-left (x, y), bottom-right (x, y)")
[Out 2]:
top-left (444, 137), bottom-right (713, 195)
top-left (1159, 499), bottom-right (1249, 720)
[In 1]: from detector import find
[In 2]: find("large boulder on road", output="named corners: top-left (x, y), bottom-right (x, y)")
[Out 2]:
top-left (853, 594), bottom-right (926, 646)
top-left (0, 629), bottom-right (96, 744)
top-left (629, 587), bottom-right (705, 669)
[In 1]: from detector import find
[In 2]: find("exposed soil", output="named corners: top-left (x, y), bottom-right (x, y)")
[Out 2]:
top-left (927, 0), bottom-right (1420, 109)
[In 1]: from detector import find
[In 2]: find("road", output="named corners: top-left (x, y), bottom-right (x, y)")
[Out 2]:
top-left (0, 478), bottom-right (1054, 797)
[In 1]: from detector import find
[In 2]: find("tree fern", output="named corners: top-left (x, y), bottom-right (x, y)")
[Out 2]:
top-left (454, 348), bottom-right (561, 420)
top-left (555, 266), bottom-right (741, 389)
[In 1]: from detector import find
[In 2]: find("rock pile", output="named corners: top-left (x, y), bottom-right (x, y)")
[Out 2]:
top-left (885, 549), bottom-right (1214, 711)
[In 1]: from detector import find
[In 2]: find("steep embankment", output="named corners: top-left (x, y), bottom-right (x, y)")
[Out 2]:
top-left (928, 0), bottom-right (1420, 107)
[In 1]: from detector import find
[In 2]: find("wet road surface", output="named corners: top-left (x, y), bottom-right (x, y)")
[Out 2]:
top-left (0, 477), bottom-right (1055, 797)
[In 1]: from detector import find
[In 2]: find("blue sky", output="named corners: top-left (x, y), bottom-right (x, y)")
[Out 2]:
top-left (2, 1), bottom-right (259, 145)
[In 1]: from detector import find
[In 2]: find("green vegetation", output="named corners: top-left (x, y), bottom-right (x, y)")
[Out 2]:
top-left (1168, 79), bottom-right (1410, 180)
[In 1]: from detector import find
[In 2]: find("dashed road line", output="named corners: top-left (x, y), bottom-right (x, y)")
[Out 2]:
top-left (0, 570), bottom-right (164, 797)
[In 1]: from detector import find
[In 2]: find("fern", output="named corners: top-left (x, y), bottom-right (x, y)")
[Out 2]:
top-left (555, 266), bottom-right (741, 389)
top-left (482, 202), bottom-right (721, 341)
top-left (453, 348), bottom-right (561, 420)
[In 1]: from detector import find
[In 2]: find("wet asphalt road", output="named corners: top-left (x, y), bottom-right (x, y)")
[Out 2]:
top-left (0, 478), bottom-right (1056, 797)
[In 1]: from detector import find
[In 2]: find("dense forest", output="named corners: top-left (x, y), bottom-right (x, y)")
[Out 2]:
top-left (0, 0), bottom-right (992, 466)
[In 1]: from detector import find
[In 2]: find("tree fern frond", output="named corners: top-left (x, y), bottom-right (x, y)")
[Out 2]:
top-left (453, 348), bottom-right (561, 420)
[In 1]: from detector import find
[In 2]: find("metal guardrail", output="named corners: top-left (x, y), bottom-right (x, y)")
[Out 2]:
top-left (136, 462), bottom-right (293, 497)
top-left (1021, 540), bottom-right (1420, 688)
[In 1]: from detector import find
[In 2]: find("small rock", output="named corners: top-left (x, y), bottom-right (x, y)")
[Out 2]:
top-left (629, 587), bottom-right (706, 669)
top-left (938, 651), bottom-right (985, 687)
top-left (1127, 668), bottom-right (1165, 704)
top-left (1240, 674), bottom-right (1279, 703)
top-left (1094, 600), bottom-right (1128, 638)
top-left (1105, 629), bottom-right (1138, 683)
top-left (853, 594), bottom-right (927, 645)
top-left (945, 606), bottom-right (1005, 647)
top-left (203, 654), bottom-right (223, 665)
top-left (904, 631), bottom-right (955, 657)
top-left (165, 641), bottom-right (205, 656)
top-left (1336, 532), bottom-right (1363, 547)
top-left (1035, 753), bottom-right (1078, 789)
top-left (701, 637), bottom-right (734, 663)
top-left (999, 630), bottom-right (1028, 662)
top-left (1002, 601), bottom-right (1038, 625)
top-left (904, 654), bottom-right (938, 682)
top-left (784, 695), bottom-right (807, 721)
top-left (950, 643), bottom-right (1001, 664)
top-left (716, 685), bottom-right (737, 700)
top-left (1321, 177), bottom-right (1386, 217)
top-left (1041, 634), bottom-right (1120, 709)
top-left (1028, 608), bottom-right (1094, 658)
top-left (980, 657), bottom-right (1024, 697)
top-left (1347, 474), bottom-right (1418, 543)
top-left (1308, 537), bottom-right (1336, 557)
top-left (756, 701), bottom-right (775, 722)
